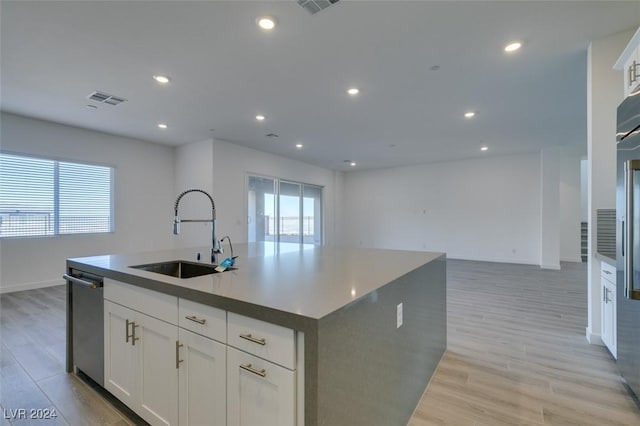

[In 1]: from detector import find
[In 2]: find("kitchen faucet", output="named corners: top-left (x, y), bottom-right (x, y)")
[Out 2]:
top-left (173, 189), bottom-right (222, 263)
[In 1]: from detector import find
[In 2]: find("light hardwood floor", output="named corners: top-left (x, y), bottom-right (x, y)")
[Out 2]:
top-left (1, 260), bottom-right (639, 425)
top-left (410, 260), bottom-right (640, 426)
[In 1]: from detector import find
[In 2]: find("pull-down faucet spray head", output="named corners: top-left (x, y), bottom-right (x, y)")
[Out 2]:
top-left (172, 189), bottom-right (221, 263)
top-left (173, 214), bottom-right (180, 235)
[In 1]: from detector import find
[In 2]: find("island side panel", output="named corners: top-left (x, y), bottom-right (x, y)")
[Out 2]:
top-left (315, 256), bottom-right (446, 426)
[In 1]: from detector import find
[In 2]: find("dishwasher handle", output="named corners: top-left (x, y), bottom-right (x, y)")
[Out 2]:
top-left (63, 274), bottom-right (103, 289)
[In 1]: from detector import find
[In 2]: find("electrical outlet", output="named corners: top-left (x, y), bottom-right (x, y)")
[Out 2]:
top-left (397, 303), bottom-right (403, 328)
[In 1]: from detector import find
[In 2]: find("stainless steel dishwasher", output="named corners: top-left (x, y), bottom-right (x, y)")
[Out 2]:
top-left (64, 269), bottom-right (104, 386)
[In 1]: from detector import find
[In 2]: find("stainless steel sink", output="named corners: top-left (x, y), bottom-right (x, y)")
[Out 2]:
top-left (129, 260), bottom-right (234, 279)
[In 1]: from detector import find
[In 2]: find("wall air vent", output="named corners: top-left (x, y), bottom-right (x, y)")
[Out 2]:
top-left (297, 0), bottom-right (340, 15)
top-left (87, 91), bottom-right (127, 106)
top-left (265, 133), bottom-right (279, 138)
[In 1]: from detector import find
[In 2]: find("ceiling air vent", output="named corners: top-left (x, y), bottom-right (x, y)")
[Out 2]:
top-left (265, 133), bottom-right (279, 139)
top-left (297, 0), bottom-right (340, 15)
top-left (87, 91), bottom-right (127, 106)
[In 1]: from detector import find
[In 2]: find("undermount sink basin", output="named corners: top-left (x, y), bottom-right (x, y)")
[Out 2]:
top-left (129, 260), bottom-right (234, 279)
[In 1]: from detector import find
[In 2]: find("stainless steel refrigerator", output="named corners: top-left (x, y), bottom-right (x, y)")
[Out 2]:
top-left (617, 88), bottom-right (640, 400)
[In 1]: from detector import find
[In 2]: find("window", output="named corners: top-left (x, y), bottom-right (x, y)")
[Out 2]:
top-left (0, 152), bottom-right (113, 237)
top-left (247, 175), bottom-right (322, 245)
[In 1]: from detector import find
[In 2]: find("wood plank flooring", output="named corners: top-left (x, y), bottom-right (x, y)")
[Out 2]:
top-left (410, 260), bottom-right (640, 426)
top-left (0, 286), bottom-right (136, 426)
top-left (1, 260), bottom-right (638, 425)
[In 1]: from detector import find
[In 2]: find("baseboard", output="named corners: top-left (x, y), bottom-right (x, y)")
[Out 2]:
top-left (0, 278), bottom-right (65, 294)
top-left (447, 255), bottom-right (539, 266)
top-left (585, 326), bottom-right (604, 346)
top-left (540, 263), bottom-right (561, 270)
top-left (560, 257), bottom-right (583, 263)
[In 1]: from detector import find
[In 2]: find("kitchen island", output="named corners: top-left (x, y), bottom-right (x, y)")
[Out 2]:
top-left (66, 243), bottom-right (446, 426)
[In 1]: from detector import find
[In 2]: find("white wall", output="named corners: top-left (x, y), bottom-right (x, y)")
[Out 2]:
top-left (585, 30), bottom-right (630, 344)
top-left (540, 147), bottom-right (561, 269)
top-left (175, 138), bottom-right (344, 248)
top-left (342, 152), bottom-right (542, 264)
top-left (173, 139), bottom-right (215, 251)
top-left (580, 159), bottom-right (589, 223)
top-left (0, 112), bottom-right (176, 292)
top-left (560, 145), bottom-right (584, 263)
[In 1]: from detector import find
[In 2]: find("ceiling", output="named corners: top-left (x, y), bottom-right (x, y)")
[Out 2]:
top-left (1, 1), bottom-right (639, 171)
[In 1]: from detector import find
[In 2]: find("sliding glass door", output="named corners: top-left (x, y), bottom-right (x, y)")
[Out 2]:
top-left (302, 184), bottom-right (322, 245)
top-left (247, 176), bottom-right (276, 242)
top-left (247, 175), bottom-right (322, 245)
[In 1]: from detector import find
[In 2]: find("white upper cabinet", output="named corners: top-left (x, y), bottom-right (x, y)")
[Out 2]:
top-left (614, 27), bottom-right (640, 98)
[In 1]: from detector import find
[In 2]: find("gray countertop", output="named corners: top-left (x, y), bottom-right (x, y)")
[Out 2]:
top-left (68, 243), bottom-right (444, 321)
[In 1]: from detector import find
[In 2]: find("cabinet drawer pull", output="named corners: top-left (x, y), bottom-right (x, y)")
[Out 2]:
top-left (185, 315), bottom-right (206, 325)
top-left (240, 363), bottom-right (266, 377)
top-left (604, 270), bottom-right (612, 275)
top-left (239, 333), bottom-right (266, 345)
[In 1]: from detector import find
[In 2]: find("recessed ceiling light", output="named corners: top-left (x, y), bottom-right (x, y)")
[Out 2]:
top-left (255, 115), bottom-right (266, 121)
top-left (347, 88), bottom-right (360, 96)
top-left (257, 16), bottom-right (277, 30)
top-left (295, 143), bottom-right (303, 149)
top-left (481, 146), bottom-right (489, 151)
top-left (350, 161), bottom-right (357, 167)
top-left (504, 42), bottom-right (522, 53)
top-left (152, 75), bottom-right (171, 84)
top-left (464, 111), bottom-right (476, 118)
top-left (158, 123), bottom-right (168, 129)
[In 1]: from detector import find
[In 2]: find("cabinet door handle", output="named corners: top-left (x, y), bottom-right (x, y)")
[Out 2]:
top-left (176, 341), bottom-right (184, 369)
top-left (131, 322), bottom-right (140, 346)
top-left (126, 319), bottom-right (133, 343)
top-left (604, 270), bottom-right (612, 275)
top-left (603, 286), bottom-right (606, 303)
top-left (240, 363), bottom-right (266, 377)
top-left (239, 333), bottom-right (266, 346)
top-left (185, 315), bottom-right (206, 325)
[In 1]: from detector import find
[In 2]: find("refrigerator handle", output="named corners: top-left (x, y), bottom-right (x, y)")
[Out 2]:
top-left (622, 218), bottom-right (625, 258)
top-left (624, 160), bottom-right (640, 300)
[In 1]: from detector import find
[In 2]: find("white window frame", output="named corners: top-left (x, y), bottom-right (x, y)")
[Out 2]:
top-left (246, 173), bottom-right (323, 245)
top-left (0, 151), bottom-right (115, 238)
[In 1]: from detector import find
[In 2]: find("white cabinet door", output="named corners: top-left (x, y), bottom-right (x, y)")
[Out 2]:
top-left (104, 300), bottom-right (137, 407)
top-left (227, 347), bottom-right (295, 426)
top-left (178, 328), bottom-right (226, 426)
top-left (602, 284), bottom-right (613, 348)
top-left (104, 300), bottom-right (179, 426)
top-left (603, 281), bottom-right (617, 359)
top-left (623, 46), bottom-right (640, 98)
top-left (136, 313), bottom-right (179, 426)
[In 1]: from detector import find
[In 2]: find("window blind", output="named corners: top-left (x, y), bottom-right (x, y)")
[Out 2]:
top-left (0, 153), bottom-right (113, 237)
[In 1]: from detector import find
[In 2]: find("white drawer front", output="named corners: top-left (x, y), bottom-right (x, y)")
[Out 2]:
top-left (227, 312), bottom-right (295, 369)
top-left (601, 261), bottom-right (616, 282)
top-left (104, 278), bottom-right (177, 324)
top-left (227, 347), bottom-right (295, 426)
top-left (178, 298), bottom-right (226, 343)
